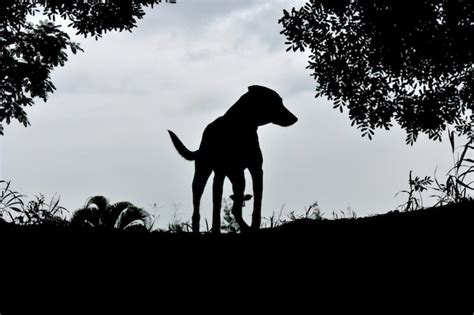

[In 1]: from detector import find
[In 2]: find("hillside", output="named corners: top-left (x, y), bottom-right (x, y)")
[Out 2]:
top-left (0, 200), bottom-right (472, 313)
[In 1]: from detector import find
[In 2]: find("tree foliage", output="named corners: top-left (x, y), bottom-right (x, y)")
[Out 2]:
top-left (280, 0), bottom-right (473, 144)
top-left (0, 0), bottom-right (165, 135)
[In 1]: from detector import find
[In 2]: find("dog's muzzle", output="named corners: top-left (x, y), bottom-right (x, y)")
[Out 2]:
top-left (275, 107), bottom-right (298, 127)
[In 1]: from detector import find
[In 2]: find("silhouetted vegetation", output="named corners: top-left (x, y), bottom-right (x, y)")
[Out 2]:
top-left (396, 132), bottom-right (473, 211)
top-left (166, 206), bottom-right (192, 233)
top-left (0, 183), bottom-right (154, 231)
top-left (70, 195), bottom-right (154, 231)
top-left (0, 180), bottom-right (68, 226)
top-left (280, 0), bottom-right (473, 144)
top-left (0, 1), bottom-right (172, 134)
top-left (431, 131), bottom-right (474, 205)
top-left (2, 170), bottom-right (471, 235)
top-left (221, 198), bottom-right (241, 233)
top-left (396, 171), bottom-right (433, 211)
top-left (1, 179), bottom-right (472, 313)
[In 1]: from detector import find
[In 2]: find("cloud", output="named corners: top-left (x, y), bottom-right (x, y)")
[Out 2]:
top-left (52, 0), bottom-right (311, 114)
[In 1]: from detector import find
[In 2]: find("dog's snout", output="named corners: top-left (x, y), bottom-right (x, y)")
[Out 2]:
top-left (275, 106), bottom-right (298, 127)
top-left (287, 111), bottom-right (298, 125)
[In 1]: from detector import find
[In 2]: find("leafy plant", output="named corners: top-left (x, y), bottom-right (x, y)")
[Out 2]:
top-left (431, 130), bottom-right (474, 206)
top-left (114, 203), bottom-right (154, 231)
top-left (396, 171), bottom-right (433, 211)
top-left (221, 198), bottom-right (241, 233)
top-left (0, 180), bottom-right (25, 222)
top-left (396, 130), bottom-right (473, 210)
top-left (16, 193), bottom-right (69, 226)
top-left (219, 194), bottom-right (257, 232)
top-left (0, 180), bottom-right (68, 225)
top-left (71, 196), bottom-right (153, 231)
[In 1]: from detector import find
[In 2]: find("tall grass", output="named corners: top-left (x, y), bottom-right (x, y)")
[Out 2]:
top-left (0, 180), bottom-right (24, 222)
top-left (0, 180), bottom-right (68, 226)
top-left (431, 130), bottom-right (474, 205)
top-left (397, 130), bottom-right (473, 211)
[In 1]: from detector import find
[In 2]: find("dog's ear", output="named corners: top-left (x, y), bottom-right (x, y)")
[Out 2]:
top-left (248, 85), bottom-right (278, 96)
top-left (248, 85), bottom-right (262, 92)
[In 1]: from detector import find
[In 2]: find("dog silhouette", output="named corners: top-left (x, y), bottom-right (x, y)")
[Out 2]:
top-left (168, 85), bottom-right (297, 233)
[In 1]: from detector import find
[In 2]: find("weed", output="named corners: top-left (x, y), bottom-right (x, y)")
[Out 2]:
top-left (0, 180), bottom-right (25, 222)
top-left (167, 206), bottom-right (191, 233)
top-left (286, 202), bottom-right (324, 221)
top-left (396, 171), bottom-right (433, 211)
top-left (431, 130), bottom-right (474, 205)
top-left (18, 194), bottom-right (69, 226)
top-left (263, 204), bottom-right (285, 228)
top-left (396, 129), bottom-right (473, 210)
top-left (0, 180), bottom-right (68, 226)
top-left (221, 198), bottom-right (240, 233)
top-left (332, 204), bottom-right (358, 219)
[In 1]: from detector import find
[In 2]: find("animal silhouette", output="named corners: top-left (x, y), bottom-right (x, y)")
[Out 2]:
top-left (168, 85), bottom-right (297, 233)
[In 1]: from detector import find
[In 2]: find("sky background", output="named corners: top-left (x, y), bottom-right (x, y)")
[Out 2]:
top-left (0, 0), bottom-right (459, 229)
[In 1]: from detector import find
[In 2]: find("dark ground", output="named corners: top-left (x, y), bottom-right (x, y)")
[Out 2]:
top-left (0, 200), bottom-right (472, 314)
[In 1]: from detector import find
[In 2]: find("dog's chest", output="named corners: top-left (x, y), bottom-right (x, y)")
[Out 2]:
top-left (200, 118), bottom-right (263, 166)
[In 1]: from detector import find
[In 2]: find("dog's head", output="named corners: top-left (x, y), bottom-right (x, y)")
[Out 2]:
top-left (246, 85), bottom-right (298, 127)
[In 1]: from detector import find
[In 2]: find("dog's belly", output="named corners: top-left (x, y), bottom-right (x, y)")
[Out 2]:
top-left (200, 146), bottom-right (262, 171)
top-left (214, 154), bottom-right (258, 172)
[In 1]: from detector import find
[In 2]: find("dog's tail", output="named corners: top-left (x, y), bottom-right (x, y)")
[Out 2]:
top-left (168, 130), bottom-right (197, 161)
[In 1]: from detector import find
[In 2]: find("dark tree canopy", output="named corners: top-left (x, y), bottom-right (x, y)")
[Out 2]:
top-left (280, 0), bottom-right (473, 144)
top-left (0, 0), bottom-right (166, 135)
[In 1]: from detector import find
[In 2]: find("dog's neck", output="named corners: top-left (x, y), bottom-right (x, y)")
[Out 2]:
top-left (223, 96), bottom-right (268, 129)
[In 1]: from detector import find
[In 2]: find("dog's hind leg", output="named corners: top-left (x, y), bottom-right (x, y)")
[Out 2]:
top-left (212, 172), bottom-right (225, 234)
top-left (192, 163), bottom-right (212, 233)
top-left (228, 171), bottom-right (250, 231)
top-left (249, 167), bottom-right (263, 230)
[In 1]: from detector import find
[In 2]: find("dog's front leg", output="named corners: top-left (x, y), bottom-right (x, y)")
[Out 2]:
top-left (212, 173), bottom-right (225, 234)
top-left (228, 171), bottom-right (250, 231)
top-left (249, 167), bottom-right (263, 230)
top-left (192, 165), bottom-right (211, 233)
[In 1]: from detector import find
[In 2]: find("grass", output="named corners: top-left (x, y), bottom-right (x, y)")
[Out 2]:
top-left (396, 130), bottom-right (473, 211)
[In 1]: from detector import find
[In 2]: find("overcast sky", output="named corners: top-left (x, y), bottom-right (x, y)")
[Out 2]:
top-left (0, 0), bottom-right (457, 228)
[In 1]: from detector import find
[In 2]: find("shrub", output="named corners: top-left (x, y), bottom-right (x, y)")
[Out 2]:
top-left (71, 196), bottom-right (153, 231)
